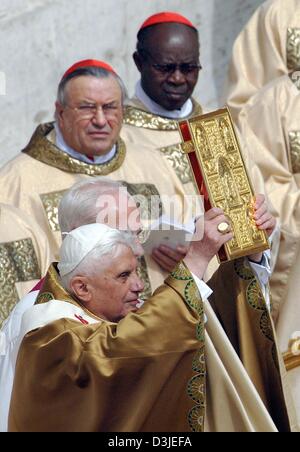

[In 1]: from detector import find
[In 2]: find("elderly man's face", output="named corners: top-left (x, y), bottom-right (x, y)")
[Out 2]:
top-left (56, 75), bottom-right (123, 156)
top-left (84, 245), bottom-right (144, 322)
top-left (134, 23), bottom-right (200, 110)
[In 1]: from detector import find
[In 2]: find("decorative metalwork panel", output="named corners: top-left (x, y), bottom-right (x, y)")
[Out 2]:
top-left (178, 108), bottom-right (269, 261)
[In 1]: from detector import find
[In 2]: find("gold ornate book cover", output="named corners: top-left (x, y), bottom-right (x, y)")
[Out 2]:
top-left (178, 107), bottom-right (269, 262)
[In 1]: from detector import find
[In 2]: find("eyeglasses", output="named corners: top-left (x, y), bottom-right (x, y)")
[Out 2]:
top-left (141, 49), bottom-right (202, 75)
top-left (65, 102), bottom-right (120, 119)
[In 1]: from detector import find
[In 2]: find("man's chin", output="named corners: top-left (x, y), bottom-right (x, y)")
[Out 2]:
top-left (162, 97), bottom-right (188, 111)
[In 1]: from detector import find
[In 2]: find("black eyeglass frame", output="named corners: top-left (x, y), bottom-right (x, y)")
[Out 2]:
top-left (139, 49), bottom-right (202, 75)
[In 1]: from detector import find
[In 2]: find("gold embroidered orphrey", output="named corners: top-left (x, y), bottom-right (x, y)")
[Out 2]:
top-left (287, 28), bottom-right (300, 71)
top-left (0, 238), bottom-right (41, 326)
top-left (123, 100), bottom-right (203, 131)
top-left (178, 108), bottom-right (269, 262)
top-left (289, 131), bottom-right (300, 174)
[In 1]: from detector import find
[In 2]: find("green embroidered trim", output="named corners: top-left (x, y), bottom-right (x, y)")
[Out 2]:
top-left (192, 349), bottom-right (205, 373)
top-left (185, 280), bottom-right (203, 315)
top-left (173, 261), bottom-right (206, 432)
top-left (187, 405), bottom-right (205, 433)
top-left (234, 258), bottom-right (254, 280)
top-left (235, 258), bottom-right (280, 370)
top-left (187, 374), bottom-right (206, 404)
top-left (170, 262), bottom-right (193, 281)
top-left (36, 292), bottom-right (55, 305)
top-left (246, 279), bottom-right (266, 311)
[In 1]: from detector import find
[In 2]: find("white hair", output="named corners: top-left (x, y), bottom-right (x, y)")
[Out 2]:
top-left (58, 177), bottom-right (127, 233)
top-left (61, 228), bottom-right (137, 291)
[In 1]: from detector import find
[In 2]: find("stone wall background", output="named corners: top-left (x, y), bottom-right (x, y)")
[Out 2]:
top-left (0, 0), bottom-right (263, 167)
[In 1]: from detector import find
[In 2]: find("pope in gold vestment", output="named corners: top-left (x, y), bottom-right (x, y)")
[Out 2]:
top-left (237, 74), bottom-right (300, 426)
top-left (0, 203), bottom-right (51, 326)
top-left (8, 261), bottom-right (296, 432)
top-left (0, 122), bottom-right (191, 298)
top-left (225, 0), bottom-right (300, 123)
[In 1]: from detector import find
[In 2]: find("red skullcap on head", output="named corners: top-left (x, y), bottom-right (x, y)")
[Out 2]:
top-left (139, 12), bottom-right (196, 32)
top-left (62, 59), bottom-right (116, 80)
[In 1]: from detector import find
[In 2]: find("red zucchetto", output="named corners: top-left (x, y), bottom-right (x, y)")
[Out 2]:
top-left (139, 11), bottom-right (196, 32)
top-left (62, 59), bottom-right (116, 80)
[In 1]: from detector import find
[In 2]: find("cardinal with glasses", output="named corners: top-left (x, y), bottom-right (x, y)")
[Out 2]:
top-left (0, 59), bottom-right (198, 312)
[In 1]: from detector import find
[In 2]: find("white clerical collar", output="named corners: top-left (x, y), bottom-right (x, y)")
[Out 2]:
top-left (135, 80), bottom-right (193, 119)
top-left (54, 123), bottom-right (117, 165)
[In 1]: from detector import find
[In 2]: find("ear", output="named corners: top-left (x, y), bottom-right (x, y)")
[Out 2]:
top-left (70, 276), bottom-right (92, 304)
top-left (55, 101), bottom-right (64, 127)
top-left (133, 51), bottom-right (143, 73)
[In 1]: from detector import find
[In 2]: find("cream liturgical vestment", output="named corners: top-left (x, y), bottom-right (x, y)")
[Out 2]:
top-left (0, 122), bottom-right (191, 299)
top-left (238, 74), bottom-right (300, 425)
top-left (0, 204), bottom-right (51, 327)
top-left (8, 261), bottom-right (295, 432)
top-left (225, 0), bottom-right (300, 123)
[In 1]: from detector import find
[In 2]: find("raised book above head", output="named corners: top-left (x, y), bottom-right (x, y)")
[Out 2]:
top-left (178, 107), bottom-right (269, 262)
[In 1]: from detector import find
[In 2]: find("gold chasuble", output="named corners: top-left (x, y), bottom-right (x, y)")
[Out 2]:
top-left (0, 122), bottom-right (190, 298)
top-left (237, 74), bottom-right (300, 427)
top-left (0, 204), bottom-right (51, 326)
top-left (8, 262), bottom-right (295, 432)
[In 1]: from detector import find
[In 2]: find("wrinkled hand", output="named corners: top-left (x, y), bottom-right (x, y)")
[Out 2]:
top-left (152, 245), bottom-right (189, 273)
top-left (184, 208), bottom-right (233, 279)
top-left (249, 194), bottom-right (276, 263)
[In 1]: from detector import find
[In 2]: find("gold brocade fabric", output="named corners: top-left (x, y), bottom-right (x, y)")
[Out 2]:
top-left (289, 131), bottom-right (300, 174)
top-left (287, 28), bottom-right (300, 71)
top-left (0, 238), bottom-right (40, 326)
top-left (9, 262), bottom-right (206, 432)
top-left (123, 100), bottom-right (203, 131)
top-left (159, 144), bottom-right (194, 185)
top-left (40, 190), bottom-right (66, 232)
top-left (23, 123), bottom-right (126, 176)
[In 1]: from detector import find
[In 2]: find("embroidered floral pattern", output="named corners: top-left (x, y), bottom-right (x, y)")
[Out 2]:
top-left (123, 102), bottom-right (203, 131)
top-left (171, 261), bottom-right (206, 432)
top-left (0, 238), bottom-right (40, 326)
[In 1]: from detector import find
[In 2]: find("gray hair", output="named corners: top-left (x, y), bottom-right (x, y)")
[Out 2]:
top-left (56, 66), bottom-right (128, 106)
top-left (58, 177), bottom-right (128, 233)
top-left (61, 228), bottom-right (137, 291)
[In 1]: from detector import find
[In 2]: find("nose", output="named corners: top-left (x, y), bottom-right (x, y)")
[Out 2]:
top-left (167, 68), bottom-right (186, 85)
top-left (92, 106), bottom-right (107, 127)
top-left (132, 272), bottom-right (144, 293)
